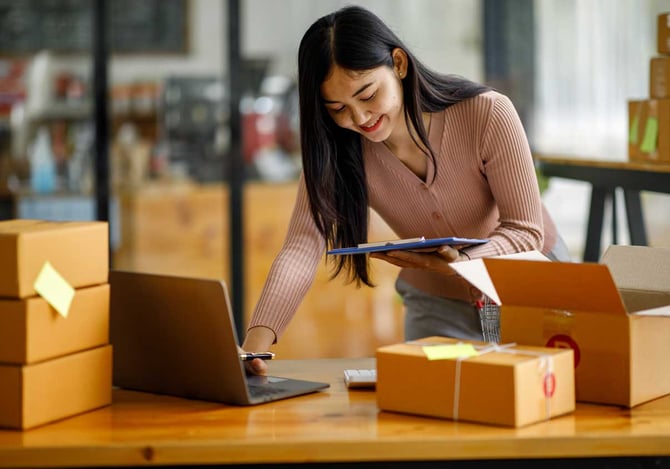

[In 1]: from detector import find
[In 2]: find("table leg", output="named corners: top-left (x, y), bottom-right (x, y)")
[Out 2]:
top-left (611, 188), bottom-right (618, 245)
top-left (623, 189), bottom-right (648, 246)
top-left (583, 187), bottom-right (610, 262)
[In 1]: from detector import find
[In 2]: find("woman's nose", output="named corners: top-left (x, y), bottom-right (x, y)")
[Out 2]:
top-left (350, 107), bottom-right (367, 126)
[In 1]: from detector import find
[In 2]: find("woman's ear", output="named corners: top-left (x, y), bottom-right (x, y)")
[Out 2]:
top-left (391, 48), bottom-right (409, 79)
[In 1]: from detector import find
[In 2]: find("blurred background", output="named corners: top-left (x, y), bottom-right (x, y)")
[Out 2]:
top-left (0, 0), bottom-right (668, 359)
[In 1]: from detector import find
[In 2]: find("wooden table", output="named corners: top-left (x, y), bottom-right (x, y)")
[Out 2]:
top-left (536, 154), bottom-right (670, 262)
top-left (1, 358), bottom-right (669, 468)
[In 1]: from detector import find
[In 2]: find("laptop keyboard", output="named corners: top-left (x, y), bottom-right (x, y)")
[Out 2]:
top-left (248, 384), bottom-right (291, 398)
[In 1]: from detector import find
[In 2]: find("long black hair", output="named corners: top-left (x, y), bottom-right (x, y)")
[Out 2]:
top-left (298, 5), bottom-right (490, 287)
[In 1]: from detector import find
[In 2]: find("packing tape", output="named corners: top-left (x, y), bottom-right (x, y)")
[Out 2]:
top-left (449, 342), bottom-right (555, 422)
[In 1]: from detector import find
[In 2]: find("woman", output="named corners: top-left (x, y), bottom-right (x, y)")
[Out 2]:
top-left (242, 5), bottom-right (570, 374)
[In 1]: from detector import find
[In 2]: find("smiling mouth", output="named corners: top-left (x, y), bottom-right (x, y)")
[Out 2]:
top-left (360, 116), bottom-right (382, 132)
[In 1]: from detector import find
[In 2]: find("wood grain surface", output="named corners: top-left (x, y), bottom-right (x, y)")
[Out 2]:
top-left (0, 358), bottom-right (669, 467)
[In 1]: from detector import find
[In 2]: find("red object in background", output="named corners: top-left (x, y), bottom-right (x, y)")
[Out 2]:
top-left (242, 111), bottom-right (277, 163)
top-left (243, 101), bottom-right (299, 163)
top-left (0, 59), bottom-right (27, 117)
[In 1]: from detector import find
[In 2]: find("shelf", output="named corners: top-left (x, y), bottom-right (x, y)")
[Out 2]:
top-left (28, 100), bottom-right (92, 121)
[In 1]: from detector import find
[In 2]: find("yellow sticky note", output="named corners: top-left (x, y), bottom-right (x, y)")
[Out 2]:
top-left (423, 343), bottom-right (479, 360)
top-left (33, 262), bottom-right (75, 318)
top-left (640, 117), bottom-right (658, 154)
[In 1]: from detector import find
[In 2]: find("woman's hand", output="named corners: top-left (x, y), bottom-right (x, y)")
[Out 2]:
top-left (241, 326), bottom-right (276, 376)
top-left (237, 346), bottom-right (268, 375)
top-left (370, 245), bottom-right (467, 275)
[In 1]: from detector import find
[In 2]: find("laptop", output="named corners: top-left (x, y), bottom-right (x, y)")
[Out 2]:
top-left (109, 270), bottom-right (330, 405)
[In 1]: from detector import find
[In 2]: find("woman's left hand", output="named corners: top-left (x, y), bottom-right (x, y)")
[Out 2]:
top-left (369, 245), bottom-right (466, 275)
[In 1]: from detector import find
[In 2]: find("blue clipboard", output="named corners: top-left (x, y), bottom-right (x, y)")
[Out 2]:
top-left (327, 237), bottom-right (489, 255)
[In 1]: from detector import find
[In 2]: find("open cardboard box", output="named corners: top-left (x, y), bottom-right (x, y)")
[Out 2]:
top-left (451, 245), bottom-right (670, 407)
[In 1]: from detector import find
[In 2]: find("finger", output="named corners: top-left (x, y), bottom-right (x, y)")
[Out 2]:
top-left (378, 250), bottom-right (418, 262)
top-left (435, 246), bottom-right (459, 262)
top-left (246, 358), bottom-right (268, 375)
top-left (370, 252), bottom-right (408, 263)
top-left (374, 256), bottom-right (415, 269)
top-left (389, 250), bottom-right (459, 274)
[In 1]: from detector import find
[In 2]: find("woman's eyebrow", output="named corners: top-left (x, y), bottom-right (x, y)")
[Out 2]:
top-left (323, 82), bottom-right (374, 104)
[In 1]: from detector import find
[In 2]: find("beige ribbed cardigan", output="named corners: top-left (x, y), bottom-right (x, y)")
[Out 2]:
top-left (248, 90), bottom-right (559, 339)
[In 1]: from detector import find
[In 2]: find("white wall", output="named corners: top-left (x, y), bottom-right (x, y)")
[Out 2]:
top-left (243, 0), bottom-right (482, 81)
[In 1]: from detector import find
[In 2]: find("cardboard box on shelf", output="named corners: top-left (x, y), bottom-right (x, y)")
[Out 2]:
top-left (452, 246), bottom-right (670, 408)
top-left (0, 219), bottom-right (108, 298)
top-left (650, 57), bottom-right (670, 98)
top-left (0, 284), bottom-right (109, 365)
top-left (627, 99), bottom-right (670, 164)
top-left (376, 336), bottom-right (575, 428)
top-left (0, 345), bottom-right (112, 430)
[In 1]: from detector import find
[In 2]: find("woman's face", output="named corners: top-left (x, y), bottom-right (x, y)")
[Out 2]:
top-left (320, 61), bottom-right (405, 144)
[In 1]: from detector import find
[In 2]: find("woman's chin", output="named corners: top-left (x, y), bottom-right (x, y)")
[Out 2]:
top-left (358, 129), bottom-right (390, 143)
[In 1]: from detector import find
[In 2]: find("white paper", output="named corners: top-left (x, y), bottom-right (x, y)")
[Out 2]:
top-left (450, 250), bottom-right (550, 305)
top-left (633, 305), bottom-right (670, 317)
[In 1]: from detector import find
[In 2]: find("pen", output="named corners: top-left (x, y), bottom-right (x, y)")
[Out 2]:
top-left (239, 352), bottom-right (275, 361)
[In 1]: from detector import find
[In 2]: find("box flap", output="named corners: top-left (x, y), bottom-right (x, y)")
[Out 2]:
top-left (600, 245), bottom-right (670, 294)
top-left (482, 258), bottom-right (628, 315)
top-left (618, 290), bottom-right (670, 313)
top-left (633, 305), bottom-right (670, 317)
top-left (450, 250), bottom-right (550, 304)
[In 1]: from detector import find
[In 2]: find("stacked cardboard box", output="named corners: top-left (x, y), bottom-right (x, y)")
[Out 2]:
top-left (628, 12), bottom-right (670, 163)
top-left (0, 219), bottom-right (112, 430)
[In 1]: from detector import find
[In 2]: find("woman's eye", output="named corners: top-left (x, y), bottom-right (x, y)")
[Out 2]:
top-left (362, 92), bottom-right (376, 101)
top-left (326, 104), bottom-right (345, 113)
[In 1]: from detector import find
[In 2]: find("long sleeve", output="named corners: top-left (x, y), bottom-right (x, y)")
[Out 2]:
top-left (246, 174), bottom-right (326, 340)
top-left (457, 92), bottom-right (544, 258)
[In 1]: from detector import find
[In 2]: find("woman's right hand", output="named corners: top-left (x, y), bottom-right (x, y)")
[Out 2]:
top-left (244, 356), bottom-right (269, 375)
top-left (370, 244), bottom-right (465, 275)
top-left (241, 326), bottom-right (276, 375)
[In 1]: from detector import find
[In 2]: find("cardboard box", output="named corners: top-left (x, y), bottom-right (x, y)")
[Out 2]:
top-left (376, 336), bottom-right (575, 428)
top-left (0, 345), bottom-right (112, 430)
top-left (455, 246), bottom-right (670, 408)
top-left (0, 219), bottom-right (108, 298)
top-left (0, 284), bottom-right (109, 365)
top-left (642, 99), bottom-right (668, 163)
top-left (628, 100), bottom-right (644, 162)
top-left (650, 57), bottom-right (670, 98)
top-left (627, 99), bottom-right (670, 164)
top-left (659, 12), bottom-right (670, 55)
